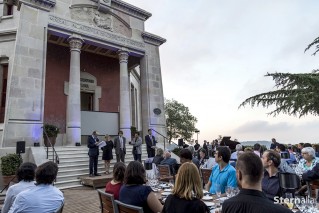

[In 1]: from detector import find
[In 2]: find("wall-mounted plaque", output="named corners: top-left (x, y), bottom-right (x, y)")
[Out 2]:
top-left (153, 108), bottom-right (161, 115)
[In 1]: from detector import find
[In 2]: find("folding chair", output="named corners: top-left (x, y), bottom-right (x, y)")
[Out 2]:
top-left (54, 201), bottom-right (64, 213)
top-left (200, 168), bottom-right (212, 185)
top-left (307, 179), bottom-right (319, 199)
top-left (157, 164), bottom-right (174, 182)
top-left (114, 200), bottom-right (144, 213)
top-left (97, 189), bottom-right (118, 213)
top-left (278, 172), bottom-right (301, 197)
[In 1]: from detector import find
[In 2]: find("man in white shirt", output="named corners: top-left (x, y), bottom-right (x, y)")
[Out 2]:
top-left (9, 161), bottom-right (64, 213)
top-left (2, 162), bottom-right (37, 213)
top-left (114, 130), bottom-right (126, 162)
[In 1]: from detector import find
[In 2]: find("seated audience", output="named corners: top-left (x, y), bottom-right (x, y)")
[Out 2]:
top-left (162, 162), bottom-right (209, 213)
top-left (180, 148), bottom-right (199, 169)
top-left (202, 150), bottom-right (216, 169)
top-left (230, 151), bottom-right (244, 168)
top-left (152, 148), bottom-right (164, 165)
top-left (2, 162), bottom-right (37, 213)
top-left (230, 144), bottom-right (243, 161)
top-left (187, 146), bottom-right (200, 167)
top-left (160, 151), bottom-right (178, 174)
top-left (8, 161), bottom-right (64, 213)
top-left (261, 150), bottom-right (282, 200)
top-left (297, 147), bottom-right (319, 172)
top-left (198, 148), bottom-right (207, 167)
top-left (205, 146), bottom-right (237, 193)
top-left (302, 163), bottom-right (319, 181)
top-left (119, 161), bottom-right (163, 213)
top-left (253, 143), bottom-right (261, 157)
top-left (222, 152), bottom-right (292, 213)
top-left (105, 162), bottom-right (126, 200)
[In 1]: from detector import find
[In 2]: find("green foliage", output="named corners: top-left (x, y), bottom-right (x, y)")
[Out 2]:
top-left (1, 153), bottom-right (22, 176)
top-left (43, 124), bottom-right (60, 137)
top-left (239, 71), bottom-right (319, 117)
top-left (172, 147), bottom-right (182, 157)
top-left (165, 99), bottom-right (198, 142)
top-left (130, 126), bottom-right (137, 137)
top-left (305, 36), bottom-right (319, 56)
top-left (239, 36), bottom-right (319, 117)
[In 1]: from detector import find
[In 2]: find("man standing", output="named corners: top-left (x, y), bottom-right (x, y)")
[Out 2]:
top-left (222, 152), bottom-right (292, 213)
top-left (145, 129), bottom-right (157, 158)
top-left (270, 138), bottom-right (279, 150)
top-left (130, 132), bottom-right (142, 162)
top-left (8, 161), bottom-right (64, 213)
top-left (114, 130), bottom-right (126, 163)
top-left (87, 130), bottom-right (100, 177)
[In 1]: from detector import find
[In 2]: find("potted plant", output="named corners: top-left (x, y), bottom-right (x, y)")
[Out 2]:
top-left (43, 123), bottom-right (60, 147)
top-left (1, 153), bottom-right (22, 185)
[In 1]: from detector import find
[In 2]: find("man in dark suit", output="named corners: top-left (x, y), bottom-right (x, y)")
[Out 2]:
top-left (87, 130), bottom-right (101, 177)
top-left (145, 129), bottom-right (157, 158)
top-left (114, 130), bottom-right (126, 163)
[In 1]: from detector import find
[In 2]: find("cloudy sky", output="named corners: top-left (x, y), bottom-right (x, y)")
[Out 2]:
top-left (125, 0), bottom-right (319, 144)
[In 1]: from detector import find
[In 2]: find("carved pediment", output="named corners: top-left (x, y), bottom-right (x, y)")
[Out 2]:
top-left (70, 7), bottom-right (132, 37)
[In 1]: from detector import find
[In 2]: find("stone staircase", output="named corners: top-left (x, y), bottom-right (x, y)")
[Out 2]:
top-left (50, 144), bottom-right (149, 189)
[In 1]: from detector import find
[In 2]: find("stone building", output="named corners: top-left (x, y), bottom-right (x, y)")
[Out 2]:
top-left (0, 0), bottom-right (167, 149)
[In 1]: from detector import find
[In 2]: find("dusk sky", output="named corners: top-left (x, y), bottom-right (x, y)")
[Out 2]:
top-left (126, 0), bottom-right (319, 144)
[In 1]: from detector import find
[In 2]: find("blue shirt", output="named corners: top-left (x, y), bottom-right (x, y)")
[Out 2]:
top-left (8, 184), bottom-right (64, 213)
top-left (2, 181), bottom-right (36, 213)
top-left (208, 164), bottom-right (237, 194)
top-left (119, 185), bottom-right (153, 213)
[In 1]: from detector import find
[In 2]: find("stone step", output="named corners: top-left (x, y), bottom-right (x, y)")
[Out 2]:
top-left (52, 145), bottom-right (151, 189)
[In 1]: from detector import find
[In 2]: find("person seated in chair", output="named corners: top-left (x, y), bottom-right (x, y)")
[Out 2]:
top-left (222, 152), bottom-right (292, 213)
top-left (205, 146), bottom-right (237, 194)
top-left (160, 151), bottom-right (178, 175)
top-left (119, 161), bottom-right (163, 213)
top-left (152, 148), bottom-right (164, 166)
top-left (105, 162), bottom-right (126, 200)
top-left (261, 150), bottom-right (283, 200)
top-left (2, 162), bottom-right (37, 213)
top-left (8, 161), bottom-right (64, 213)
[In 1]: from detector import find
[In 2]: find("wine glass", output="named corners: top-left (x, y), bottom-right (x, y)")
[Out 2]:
top-left (284, 193), bottom-right (294, 210)
top-left (215, 183), bottom-right (221, 198)
top-left (225, 186), bottom-right (232, 198)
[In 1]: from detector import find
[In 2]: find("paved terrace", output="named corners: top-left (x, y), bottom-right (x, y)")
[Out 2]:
top-left (61, 186), bottom-right (101, 213)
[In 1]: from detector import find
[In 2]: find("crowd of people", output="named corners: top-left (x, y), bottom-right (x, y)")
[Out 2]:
top-left (3, 134), bottom-right (319, 213)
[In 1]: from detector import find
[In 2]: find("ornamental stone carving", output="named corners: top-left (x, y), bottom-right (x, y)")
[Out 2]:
top-left (68, 34), bottom-right (84, 51)
top-left (118, 49), bottom-right (129, 63)
top-left (71, 7), bottom-right (113, 32)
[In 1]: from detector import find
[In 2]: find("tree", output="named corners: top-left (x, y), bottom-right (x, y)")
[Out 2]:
top-left (165, 99), bottom-right (198, 143)
top-left (239, 36), bottom-right (319, 117)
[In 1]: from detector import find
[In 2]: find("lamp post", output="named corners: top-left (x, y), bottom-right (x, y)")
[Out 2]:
top-left (195, 130), bottom-right (200, 142)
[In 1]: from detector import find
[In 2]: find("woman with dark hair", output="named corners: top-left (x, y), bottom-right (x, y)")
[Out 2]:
top-left (119, 161), bottom-right (163, 213)
top-left (198, 148), bottom-right (207, 167)
top-left (163, 162), bottom-right (209, 213)
top-left (105, 162), bottom-right (126, 200)
top-left (101, 134), bottom-right (114, 174)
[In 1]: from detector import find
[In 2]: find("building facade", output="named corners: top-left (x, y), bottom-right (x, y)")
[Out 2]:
top-left (0, 0), bottom-right (167, 147)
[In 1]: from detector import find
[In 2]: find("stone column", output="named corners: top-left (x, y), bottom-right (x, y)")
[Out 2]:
top-left (66, 34), bottom-right (84, 145)
top-left (118, 48), bottom-right (131, 140)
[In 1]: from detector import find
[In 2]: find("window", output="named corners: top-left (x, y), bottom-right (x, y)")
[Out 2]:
top-left (3, 1), bottom-right (14, 16)
top-left (0, 64), bottom-right (8, 123)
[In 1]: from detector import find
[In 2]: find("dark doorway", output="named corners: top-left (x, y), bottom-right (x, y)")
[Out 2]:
top-left (81, 92), bottom-right (93, 111)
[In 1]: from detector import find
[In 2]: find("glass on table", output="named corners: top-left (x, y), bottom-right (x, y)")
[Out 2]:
top-left (225, 186), bottom-right (233, 198)
top-left (284, 193), bottom-right (294, 210)
top-left (215, 183), bottom-right (221, 198)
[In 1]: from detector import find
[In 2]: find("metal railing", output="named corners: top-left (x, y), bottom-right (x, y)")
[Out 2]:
top-left (43, 131), bottom-right (60, 165)
top-left (151, 128), bottom-right (178, 150)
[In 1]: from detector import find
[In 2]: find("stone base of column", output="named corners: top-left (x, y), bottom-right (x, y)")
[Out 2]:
top-left (66, 127), bottom-right (81, 146)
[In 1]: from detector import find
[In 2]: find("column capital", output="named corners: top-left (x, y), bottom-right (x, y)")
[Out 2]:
top-left (118, 48), bottom-right (129, 63)
top-left (68, 34), bottom-right (84, 52)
